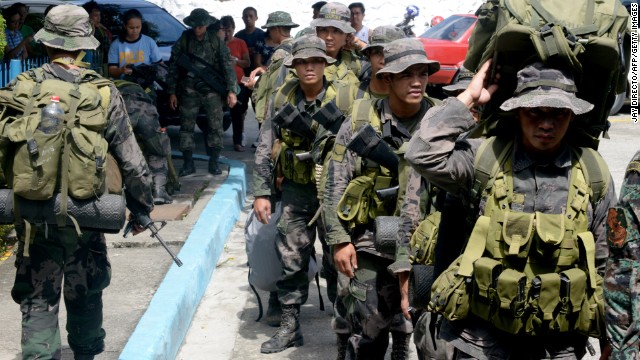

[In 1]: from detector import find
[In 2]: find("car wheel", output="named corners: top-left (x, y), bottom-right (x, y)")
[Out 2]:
top-left (610, 91), bottom-right (626, 115)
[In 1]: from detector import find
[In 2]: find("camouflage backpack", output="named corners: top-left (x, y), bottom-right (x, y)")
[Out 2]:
top-left (464, 0), bottom-right (631, 149)
top-left (0, 67), bottom-right (116, 226)
top-left (604, 151), bottom-right (640, 360)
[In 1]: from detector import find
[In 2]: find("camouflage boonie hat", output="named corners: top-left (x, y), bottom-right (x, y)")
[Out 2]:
top-left (33, 5), bottom-right (99, 51)
top-left (283, 34), bottom-right (336, 67)
top-left (295, 26), bottom-right (316, 38)
top-left (261, 11), bottom-right (299, 29)
top-left (443, 66), bottom-right (474, 94)
top-left (376, 38), bottom-right (440, 78)
top-left (310, 2), bottom-right (356, 34)
top-left (500, 62), bottom-right (593, 115)
top-left (361, 26), bottom-right (405, 54)
top-left (183, 8), bottom-right (218, 28)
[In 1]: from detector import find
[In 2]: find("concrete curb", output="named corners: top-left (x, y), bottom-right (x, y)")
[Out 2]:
top-left (119, 155), bottom-right (247, 360)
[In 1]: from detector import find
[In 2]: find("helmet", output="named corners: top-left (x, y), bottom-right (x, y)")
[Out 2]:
top-left (405, 5), bottom-right (420, 18)
top-left (430, 16), bottom-right (444, 27)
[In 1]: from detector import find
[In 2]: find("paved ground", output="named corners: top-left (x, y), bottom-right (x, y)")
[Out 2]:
top-left (0, 106), bottom-right (636, 359)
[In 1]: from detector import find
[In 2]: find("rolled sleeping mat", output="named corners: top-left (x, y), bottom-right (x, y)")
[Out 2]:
top-left (374, 215), bottom-right (399, 255)
top-left (0, 189), bottom-right (126, 233)
top-left (409, 264), bottom-right (436, 310)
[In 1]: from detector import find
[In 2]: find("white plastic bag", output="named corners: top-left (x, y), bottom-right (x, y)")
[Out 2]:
top-left (244, 202), bottom-right (317, 292)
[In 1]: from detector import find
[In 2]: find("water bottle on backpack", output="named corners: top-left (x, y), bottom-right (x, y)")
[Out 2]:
top-left (38, 96), bottom-right (64, 134)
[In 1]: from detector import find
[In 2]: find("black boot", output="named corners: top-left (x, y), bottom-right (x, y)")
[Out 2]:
top-left (208, 148), bottom-right (222, 175)
top-left (265, 291), bottom-right (282, 327)
top-left (336, 333), bottom-right (349, 360)
top-left (153, 173), bottom-right (173, 205)
top-left (260, 304), bottom-right (304, 353)
top-left (179, 150), bottom-right (195, 177)
top-left (391, 332), bottom-right (411, 360)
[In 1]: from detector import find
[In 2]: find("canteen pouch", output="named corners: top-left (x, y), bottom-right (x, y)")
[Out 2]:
top-left (533, 212), bottom-right (575, 263)
top-left (410, 211), bottom-right (441, 265)
top-left (279, 145), bottom-right (314, 185)
top-left (470, 257), bottom-right (502, 321)
top-left (499, 210), bottom-right (535, 259)
top-left (337, 175), bottom-right (374, 227)
top-left (553, 268), bottom-right (587, 332)
top-left (428, 255), bottom-right (471, 321)
top-left (492, 269), bottom-right (528, 334)
top-left (527, 273), bottom-right (561, 335)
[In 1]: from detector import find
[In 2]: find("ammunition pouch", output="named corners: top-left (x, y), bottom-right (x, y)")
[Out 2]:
top-left (337, 175), bottom-right (374, 228)
top-left (410, 211), bottom-right (442, 265)
top-left (0, 188), bottom-right (125, 233)
top-left (373, 215), bottom-right (399, 255)
top-left (428, 254), bottom-right (471, 321)
top-left (314, 101), bottom-right (345, 135)
top-left (278, 143), bottom-right (314, 185)
top-left (273, 103), bottom-right (316, 140)
top-left (347, 124), bottom-right (399, 174)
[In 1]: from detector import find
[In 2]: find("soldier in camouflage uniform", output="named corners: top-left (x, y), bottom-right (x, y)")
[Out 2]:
top-left (167, 8), bottom-right (237, 176)
top-left (323, 38), bottom-right (440, 360)
top-left (252, 34), bottom-right (341, 354)
top-left (603, 151), bottom-right (640, 359)
top-left (7, 5), bottom-right (154, 359)
top-left (311, 2), bottom-right (362, 84)
top-left (405, 61), bottom-right (615, 359)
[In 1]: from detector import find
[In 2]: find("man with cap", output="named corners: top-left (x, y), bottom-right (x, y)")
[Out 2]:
top-left (5, 4), bottom-right (154, 359)
top-left (311, 2), bottom-right (363, 84)
top-left (252, 34), bottom-right (342, 354)
top-left (167, 8), bottom-right (237, 176)
top-left (405, 60), bottom-right (615, 359)
top-left (247, 11), bottom-right (299, 126)
top-left (323, 37), bottom-right (440, 359)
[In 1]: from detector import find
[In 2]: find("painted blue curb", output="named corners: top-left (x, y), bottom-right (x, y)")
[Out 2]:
top-left (119, 154), bottom-right (247, 360)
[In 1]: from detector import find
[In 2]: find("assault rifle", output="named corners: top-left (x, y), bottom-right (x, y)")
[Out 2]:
top-left (124, 197), bottom-right (183, 267)
top-left (272, 103), bottom-right (316, 140)
top-left (175, 53), bottom-right (228, 97)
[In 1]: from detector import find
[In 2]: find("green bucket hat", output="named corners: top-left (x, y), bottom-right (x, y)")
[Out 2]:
top-left (361, 25), bottom-right (405, 54)
top-left (183, 8), bottom-right (218, 28)
top-left (500, 62), bottom-right (593, 115)
top-left (376, 38), bottom-right (440, 78)
top-left (310, 2), bottom-right (356, 34)
top-left (33, 5), bottom-right (99, 51)
top-left (261, 11), bottom-right (299, 29)
top-left (295, 26), bottom-right (316, 38)
top-left (283, 34), bottom-right (336, 67)
top-left (442, 66), bottom-right (474, 94)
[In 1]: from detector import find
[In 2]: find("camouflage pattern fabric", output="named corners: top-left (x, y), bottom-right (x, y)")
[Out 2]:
top-left (178, 89), bottom-right (224, 152)
top-left (11, 228), bottom-right (110, 358)
top-left (261, 11), bottom-right (299, 29)
top-left (604, 150), bottom-right (640, 360)
top-left (33, 5), bottom-right (100, 51)
top-left (324, 50), bottom-right (361, 84)
top-left (310, 2), bottom-right (356, 33)
top-left (8, 61), bottom-right (153, 359)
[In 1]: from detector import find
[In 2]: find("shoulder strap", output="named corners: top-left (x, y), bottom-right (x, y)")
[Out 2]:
top-left (572, 146), bottom-right (610, 206)
top-left (273, 79), bottom-right (299, 110)
top-left (350, 98), bottom-right (379, 132)
top-left (471, 136), bottom-right (513, 206)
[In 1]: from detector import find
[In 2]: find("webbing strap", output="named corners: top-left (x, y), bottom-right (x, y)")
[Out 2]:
top-left (471, 137), bottom-right (513, 207)
top-left (573, 147), bottom-right (609, 205)
top-left (577, 232), bottom-right (597, 289)
top-left (572, 0), bottom-right (598, 35)
top-left (22, 219), bottom-right (35, 258)
top-left (57, 84), bottom-right (82, 234)
top-left (458, 215), bottom-right (490, 276)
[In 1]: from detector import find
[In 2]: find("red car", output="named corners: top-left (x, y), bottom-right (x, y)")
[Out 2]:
top-left (418, 14), bottom-right (478, 86)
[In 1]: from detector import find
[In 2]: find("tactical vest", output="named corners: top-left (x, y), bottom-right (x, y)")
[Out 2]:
top-left (253, 40), bottom-right (294, 123)
top-left (429, 136), bottom-right (610, 338)
top-left (604, 151), bottom-right (640, 359)
top-left (324, 50), bottom-right (361, 84)
top-left (334, 80), bottom-right (371, 115)
top-left (336, 97), bottom-right (439, 229)
top-left (273, 78), bottom-right (338, 185)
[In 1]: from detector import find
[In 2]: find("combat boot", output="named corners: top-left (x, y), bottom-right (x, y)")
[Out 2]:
top-left (153, 173), bottom-right (173, 205)
top-left (265, 291), bottom-right (282, 327)
top-left (260, 304), bottom-right (303, 353)
top-left (179, 150), bottom-right (195, 177)
top-left (336, 333), bottom-right (349, 360)
top-left (208, 147), bottom-right (222, 175)
top-left (391, 331), bottom-right (411, 360)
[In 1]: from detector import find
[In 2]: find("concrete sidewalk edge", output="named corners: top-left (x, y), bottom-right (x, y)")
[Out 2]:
top-left (119, 155), bottom-right (247, 360)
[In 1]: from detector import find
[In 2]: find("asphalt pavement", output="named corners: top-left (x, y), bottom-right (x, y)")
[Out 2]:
top-left (0, 107), bottom-right (637, 360)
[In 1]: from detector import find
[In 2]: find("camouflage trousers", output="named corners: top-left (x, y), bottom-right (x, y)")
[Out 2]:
top-left (344, 251), bottom-right (413, 359)
top-left (413, 312), bottom-right (451, 360)
top-left (11, 226), bottom-right (111, 359)
top-left (178, 88), bottom-right (224, 152)
top-left (276, 179), bottom-right (322, 306)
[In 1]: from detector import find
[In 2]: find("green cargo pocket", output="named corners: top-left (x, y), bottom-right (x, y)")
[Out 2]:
top-left (533, 212), bottom-right (567, 260)
top-left (553, 268), bottom-right (587, 332)
top-left (527, 273), bottom-right (561, 335)
top-left (279, 146), bottom-right (314, 185)
top-left (68, 126), bottom-right (107, 199)
top-left (578, 273), bottom-right (605, 338)
top-left (500, 211), bottom-right (534, 259)
top-left (337, 176), bottom-right (373, 228)
top-left (470, 257), bottom-right (502, 321)
top-left (428, 255), bottom-right (470, 322)
top-left (369, 175), bottom-right (392, 219)
top-left (491, 269), bottom-right (527, 334)
top-left (410, 211), bottom-right (441, 265)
